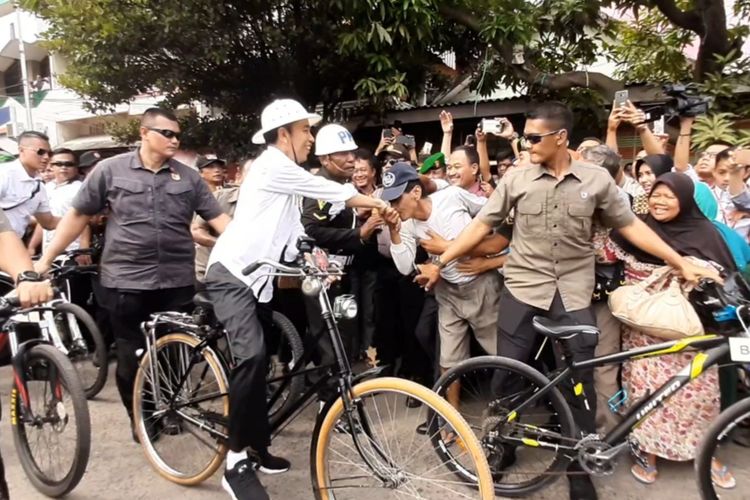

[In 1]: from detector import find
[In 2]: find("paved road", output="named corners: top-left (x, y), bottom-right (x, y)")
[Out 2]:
top-left (0, 363), bottom-right (724, 499)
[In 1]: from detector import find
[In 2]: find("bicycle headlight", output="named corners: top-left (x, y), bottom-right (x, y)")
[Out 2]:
top-left (333, 294), bottom-right (358, 320)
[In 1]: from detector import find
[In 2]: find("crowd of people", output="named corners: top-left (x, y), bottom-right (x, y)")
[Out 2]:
top-left (0, 95), bottom-right (749, 500)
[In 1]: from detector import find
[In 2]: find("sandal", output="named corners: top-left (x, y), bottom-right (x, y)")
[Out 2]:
top-left (630, 463), bottom-right (658, 485)
top-left (711, 463), bottom-right (736, 490)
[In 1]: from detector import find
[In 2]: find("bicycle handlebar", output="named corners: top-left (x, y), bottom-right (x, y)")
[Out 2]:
top-left (241, 259), bottom-right (304, 277)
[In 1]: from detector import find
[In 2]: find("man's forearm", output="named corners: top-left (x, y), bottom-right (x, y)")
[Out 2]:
top-left (345, 194), bottom-right (384, 210)
top-left (618, 218), bottom-right (683, 268)
top-left (477, 140), bottom-right (491, 182)
top-left (674, 117), bottom-right (693, 172)
top-left (468, 233), bottom-right (509, 257)
top-left (40, 209), bottom-right (91, 265)
top-left (605, 127), bottom-right (619, 154)
top-left (191, 223), bottom-right (217, 248)
top-left (439, 218), bottom-right (493, 264)
top-left (638, 127), bottom-right (665, 155)
top-left (0, 232), bottom-right (35, 278)
top-left (441, 132), bottom-right (452, 158)
top-left (36, 212), bottom-right (60, 230)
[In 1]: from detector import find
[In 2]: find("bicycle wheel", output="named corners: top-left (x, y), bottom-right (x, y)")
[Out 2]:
top-left (52, 302), bottom-right (108, 399)
top-left (133, 332), bottom-right (230, 485)
top-left (433, 356), bottom-right (577, 498)
top-left (310, 377), bottom-right (494, 500)
top-left (267, 311), bottom-right (304, 422)
top-left (11, 344), bottom-right (91, 497)
top-left (695, 396), bottom-right (750, 499)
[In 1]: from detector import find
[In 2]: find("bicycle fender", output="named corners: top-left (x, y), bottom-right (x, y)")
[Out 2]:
top-left (352, 365), bottom-right (389, 385)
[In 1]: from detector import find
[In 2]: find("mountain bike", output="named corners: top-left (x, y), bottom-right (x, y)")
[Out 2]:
top-left (433, 276), bottom-right (750, 498)
top-left (0, 295), bottom-right (91, 497)
top-left (131, 239), bottom-right (494, 499)
top-left (4, 249), bottom-right (108, 399)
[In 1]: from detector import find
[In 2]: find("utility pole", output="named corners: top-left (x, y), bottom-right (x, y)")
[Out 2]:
top-left (13, 1), bottom-right (33, 131)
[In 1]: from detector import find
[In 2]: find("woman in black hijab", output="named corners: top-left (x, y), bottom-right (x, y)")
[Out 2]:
top-left (610, 172), bottom-right (735, 487)
top-left (635, 154), bottom-right (675, 195)
top-left (613, 172), bottom-right (736, 272)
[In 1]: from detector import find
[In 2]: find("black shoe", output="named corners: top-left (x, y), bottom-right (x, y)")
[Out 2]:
top-left (406, 396), bottom-right (422, 408)
top-left (568, 463), bottom-right (598, 500)
top-left (488, 444), bottom-right (517, 481)
top-left (222, 459), bottom-right (269, 500)
top-left (253, 451), bottom-right (291, 475)
top-left (416, 421), bottom-right (428, 435)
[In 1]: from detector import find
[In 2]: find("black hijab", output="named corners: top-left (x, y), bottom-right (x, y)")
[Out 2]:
top-left (634, 154), bottom-right (674, 179)
top-left (612, 172), bottom-right (736, 271)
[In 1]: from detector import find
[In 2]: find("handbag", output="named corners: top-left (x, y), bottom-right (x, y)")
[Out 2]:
top-left (592, 262), bottom-right (625, 302)
top-left (608, 265), bottom-right (704, 340)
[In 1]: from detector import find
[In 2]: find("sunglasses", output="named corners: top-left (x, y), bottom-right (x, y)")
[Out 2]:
top-left (51, 161), bottom-right (78, 168)
top-left (146, 127), bottom-right (182, 140)
top-left (521, 129), bottom-right (563, 146)
top-left (20, 146), bottom-right (52, 157)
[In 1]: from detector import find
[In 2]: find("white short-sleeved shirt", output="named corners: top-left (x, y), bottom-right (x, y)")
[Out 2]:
top-left (43, 180), bottom-right (83, 252)
top-left (0, 160), bottom-right (50, 237)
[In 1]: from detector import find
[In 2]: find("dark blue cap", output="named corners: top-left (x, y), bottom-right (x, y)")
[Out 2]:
top-left (380, 162), bottom-right (419, 201)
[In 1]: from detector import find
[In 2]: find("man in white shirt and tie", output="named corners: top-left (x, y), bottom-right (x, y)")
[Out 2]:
top-left (205, 99), bottom-right (391, 500)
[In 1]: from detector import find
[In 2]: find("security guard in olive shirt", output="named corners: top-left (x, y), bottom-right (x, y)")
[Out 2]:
top-left (302, 124), bottom-right (383, 378)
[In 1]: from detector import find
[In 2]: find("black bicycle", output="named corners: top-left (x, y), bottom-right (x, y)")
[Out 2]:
top-left (433, 275), bottom-right (750, 498)
top-left (0, 295), bottom-right (91, 497)
top-left (131, 240), bottom-right (494, 499)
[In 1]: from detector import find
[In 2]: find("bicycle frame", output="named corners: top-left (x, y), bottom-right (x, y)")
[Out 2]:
top-left (504, 334), bottom-right (729, 451)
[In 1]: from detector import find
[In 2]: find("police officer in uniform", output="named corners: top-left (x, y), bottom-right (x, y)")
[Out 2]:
top-left (302, 124), bottom-right (383, 379)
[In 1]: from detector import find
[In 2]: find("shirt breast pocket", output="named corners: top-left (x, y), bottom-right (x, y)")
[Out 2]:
top-left (165, 182), bottom-right (194, 219)
top-left (111, 178), bottom-right (149, 222)
top-left (567, 202), bottom-right (595, 237)
top-left (516, 201), bottom-right (544, 235)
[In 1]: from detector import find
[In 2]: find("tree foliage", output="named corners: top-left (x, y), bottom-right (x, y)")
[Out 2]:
top-left (22, 0), bottom-right (750, 154)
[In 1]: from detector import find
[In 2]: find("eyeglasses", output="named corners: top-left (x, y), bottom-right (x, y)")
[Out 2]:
top-left (51, 161), bottom-right (77, 168)
top-left (20, 146), bottom-right (52, 157)
top-left (521, 129), bottom-right (563, 146)
top-left (146, 127), bottom-right (182, 140)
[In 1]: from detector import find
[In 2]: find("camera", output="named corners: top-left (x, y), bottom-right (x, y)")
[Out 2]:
top-left (662, 84), bottom-right (711, 118)
top-left (480, 118), bottom-right (503, 135)
top-left (395, 134), bottom-right (416, 149)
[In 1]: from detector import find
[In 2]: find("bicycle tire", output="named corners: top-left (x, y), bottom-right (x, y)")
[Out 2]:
top-left (695, 396), bottom-right (750, 499)
top-left (310, 377), bottom-right (495, 500)
top-left (268, 311), bottom-right (304, 423)
top-left (433, 355), bottom-right (577, 497)
top-left (133, 332), bottom-right (230, 486)
top-left (53, 302), bottom-right (108, 399)
top-left (11, 344), bottom-right (91, 497)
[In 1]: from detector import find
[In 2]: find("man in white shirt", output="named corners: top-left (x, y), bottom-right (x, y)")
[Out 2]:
top-left (204, 99), bottom-right (391, 500)
top-left (381, 162), bottom-right (502, 408)
top-left (0, 131), bottom-right (59, 238)
top-left (28, 149), bottom-right (91, 257)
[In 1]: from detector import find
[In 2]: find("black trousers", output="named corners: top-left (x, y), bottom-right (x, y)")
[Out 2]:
top-left (205, 263), bottom-right (271, 452)
top-left (414, 292), bottom-right (440, 383)
top-left (493, 288), bottom-right (598, 435)
top-left (97, 283), bottom-right (194, 417)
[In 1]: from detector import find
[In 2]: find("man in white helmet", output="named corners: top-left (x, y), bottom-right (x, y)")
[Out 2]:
top-left (204, 101), bottom-right (391, 500)
top-left (302, 124), bottom-right (384, 404)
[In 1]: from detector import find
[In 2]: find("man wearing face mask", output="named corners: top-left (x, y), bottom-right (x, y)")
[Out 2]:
top-left (205, 102), bottom-right (391, 500)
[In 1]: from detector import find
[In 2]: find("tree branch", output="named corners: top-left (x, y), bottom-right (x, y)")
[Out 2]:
top-left (650, 0), bottom-right (704, 35)
top-left (437, 4), bottom-right (622, 97)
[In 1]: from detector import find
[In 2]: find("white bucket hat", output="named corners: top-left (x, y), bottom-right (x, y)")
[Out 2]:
top-left (252, 99), bottom-right (322, 145)
top-left (314, 124), bottom-right (358, 156)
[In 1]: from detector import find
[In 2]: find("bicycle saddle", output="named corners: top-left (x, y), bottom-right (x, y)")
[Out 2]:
top-left (193, 292), bottom-right (214, 310)
top-left (532, 316), bottom-right (599, 340)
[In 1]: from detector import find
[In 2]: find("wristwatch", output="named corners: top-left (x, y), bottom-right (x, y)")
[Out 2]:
top-left (435, 257), bottom-right (448, 270)
top-left (16, 271), bottom-right (43, 284)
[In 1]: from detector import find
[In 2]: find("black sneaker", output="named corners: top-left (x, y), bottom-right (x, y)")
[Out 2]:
top-left (568, 463), bottom-right (598, 500)
top-left (253, 451), bottom-right (291, 475)
top-left (222, 459), bottom-right (269, 500)
top-left (415, 421), bottom-right (428, 435)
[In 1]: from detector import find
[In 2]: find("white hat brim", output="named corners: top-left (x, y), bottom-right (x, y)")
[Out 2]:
top-left (252, 112), bottom-right (322, 146)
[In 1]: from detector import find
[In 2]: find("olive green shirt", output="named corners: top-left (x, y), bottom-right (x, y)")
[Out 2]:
top-left (477, 160), bottom-right (635, 311)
